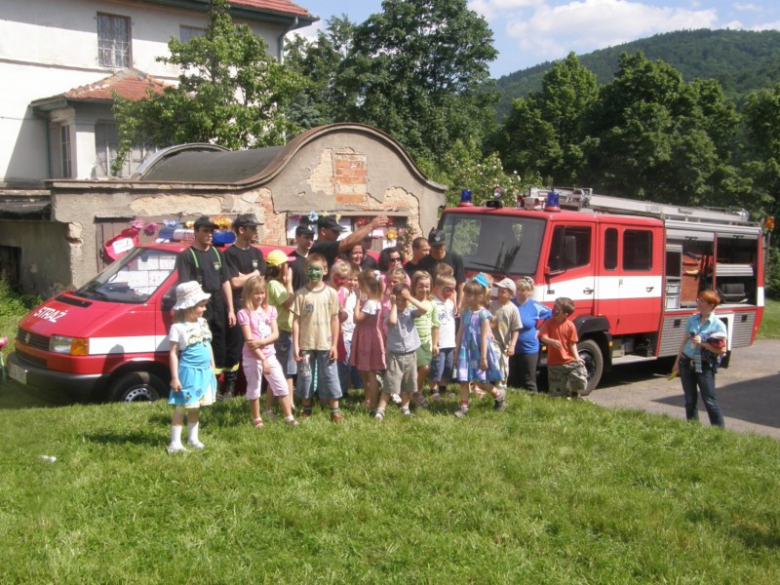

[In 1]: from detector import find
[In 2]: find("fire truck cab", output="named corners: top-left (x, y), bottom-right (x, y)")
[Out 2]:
top-left (439, 188), bottom-right (765, 391)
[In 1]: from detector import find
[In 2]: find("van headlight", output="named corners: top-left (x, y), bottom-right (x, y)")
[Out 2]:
top-left (50, 336), bottom-right (89, 356)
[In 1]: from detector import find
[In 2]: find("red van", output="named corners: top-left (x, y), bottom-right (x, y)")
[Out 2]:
top-left (7, 243), bottom-right (293, 402)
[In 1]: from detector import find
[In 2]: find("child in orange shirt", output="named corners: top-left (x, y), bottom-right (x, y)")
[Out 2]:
top-left (537, 297), bottom-right (588, 398)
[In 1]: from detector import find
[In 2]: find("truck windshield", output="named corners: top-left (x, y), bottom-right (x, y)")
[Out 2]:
top-left (440, 213), bottom-right (545, 276)
top-left (73, 248), bottom-right (178, 303)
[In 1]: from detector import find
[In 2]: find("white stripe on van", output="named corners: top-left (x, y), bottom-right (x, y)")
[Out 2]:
top-left (88, 335), bottom-right (170, 355)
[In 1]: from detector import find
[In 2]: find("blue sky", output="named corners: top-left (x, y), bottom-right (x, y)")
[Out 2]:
top-left (292, 0), bottom-right (780, 78)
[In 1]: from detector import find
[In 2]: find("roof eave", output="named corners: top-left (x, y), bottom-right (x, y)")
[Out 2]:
top-left (141, 0), bottom-right (317, 28)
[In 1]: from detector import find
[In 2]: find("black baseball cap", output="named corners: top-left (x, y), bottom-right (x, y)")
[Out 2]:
top-left (428, 228), bottom-right (446, 245)
top-left (194, 216), bottom-right (218, 230)
top-left (233, 213), bottom-right (261, 230)
top-left (295, 223), bottom-right (316, 236)
top-left (317, 216), bottom-right (345, 233)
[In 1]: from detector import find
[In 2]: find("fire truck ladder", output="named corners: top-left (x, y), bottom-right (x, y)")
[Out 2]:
top-left (550, 187), bottom-right (754, 226)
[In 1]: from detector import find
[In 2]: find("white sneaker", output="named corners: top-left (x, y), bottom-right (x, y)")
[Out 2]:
top-left (453, 406), bottom-right (469, 419)
top-left (187, 440), bottom-right (205, 450)
top-left (167, 443), bottom-right (189, 454)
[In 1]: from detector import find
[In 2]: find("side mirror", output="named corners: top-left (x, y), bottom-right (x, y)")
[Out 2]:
top-left (161, 289), bottom-right (176, 312)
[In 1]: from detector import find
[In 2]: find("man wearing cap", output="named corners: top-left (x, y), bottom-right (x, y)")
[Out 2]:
top-left (175, 216), bottom-right (235, 386)
top-left (418, 228), bottom-right (466, 307)
top-left (403, 236), bottom-right (431, 277)
top-left (289, 223), bottom-right (316, 291)
top-left (222, 213), bottom-right (266, 398)
top-left (312, 214), bottom-right (389, 276)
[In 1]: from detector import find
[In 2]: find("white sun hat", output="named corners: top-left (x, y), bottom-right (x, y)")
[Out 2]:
top-left (173, 281), bottom-right (211, 311)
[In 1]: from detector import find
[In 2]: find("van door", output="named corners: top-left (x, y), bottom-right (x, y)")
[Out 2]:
top-left (540, 222), bottom-right (595, 318)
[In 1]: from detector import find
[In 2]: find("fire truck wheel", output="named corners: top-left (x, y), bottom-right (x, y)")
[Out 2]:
top-left (578, 339), bottom-right (603, 396)
top-left (109, 371), bottom-right (167, 403)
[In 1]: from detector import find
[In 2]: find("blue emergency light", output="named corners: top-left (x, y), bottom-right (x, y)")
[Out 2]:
top-left (544, 190), bottom-right (561, 212)
top-left (459, 189), bottom-right (473, 207)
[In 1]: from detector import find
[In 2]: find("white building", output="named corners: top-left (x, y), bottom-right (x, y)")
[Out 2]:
top-left (0, 0), bottom-right (315, 187)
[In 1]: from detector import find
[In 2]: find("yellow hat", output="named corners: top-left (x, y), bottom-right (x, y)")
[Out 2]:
top-left (266, 249), bottom-right (290, 267)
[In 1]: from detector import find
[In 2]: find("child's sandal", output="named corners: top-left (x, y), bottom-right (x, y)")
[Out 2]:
top-left (253, 418), bottom-right (264, 428)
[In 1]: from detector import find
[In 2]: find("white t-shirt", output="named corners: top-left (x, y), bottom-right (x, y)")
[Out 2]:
top-left (342, 291), bottom-right (357, 342)
top-left (434, 296), bottom-right (456, 349)
top-left (168, 318), bottom-right (211, 351)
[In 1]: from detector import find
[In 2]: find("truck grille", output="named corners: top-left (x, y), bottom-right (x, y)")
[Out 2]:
top-left (14, 349), bottom-right (47, 368)
top-left (16, 328), bottom-right (50, 351)
top-left (731, 312), bottom-right (756, 348)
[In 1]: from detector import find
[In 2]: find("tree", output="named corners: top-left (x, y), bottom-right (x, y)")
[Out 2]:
top-left (113, 0), bottom-right (301, 173)
top-left (284, 16), bottom-right (356, 129)
top-left (742, 83), bottom-right (780, 220)
top-left (494, 53), bottom-right (597, 185)
top-left (336, 0), bottom-right (498, 165)
top-left (582, 52), bottom-right (746, 205)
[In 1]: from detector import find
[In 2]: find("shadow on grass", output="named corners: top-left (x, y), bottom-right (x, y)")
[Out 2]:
top-left (81, 430), bottom-right (161, 447)
top-left (0, 379), bottom-right (79, 410)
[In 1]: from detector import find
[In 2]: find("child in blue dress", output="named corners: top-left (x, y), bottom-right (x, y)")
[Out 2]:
top-left (167, 281), bottom-right (218, 454)
top-left (453, 275), bottom-right (506, 418)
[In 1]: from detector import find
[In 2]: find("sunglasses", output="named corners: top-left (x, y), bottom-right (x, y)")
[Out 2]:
top-left (388, 256), bottom-right (401, 262)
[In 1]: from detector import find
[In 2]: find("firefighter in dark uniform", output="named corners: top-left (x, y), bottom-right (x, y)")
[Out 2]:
top-left (175, 216), bottom-right (235, 394)
top-left (223, 213), bottom-right (266, 398)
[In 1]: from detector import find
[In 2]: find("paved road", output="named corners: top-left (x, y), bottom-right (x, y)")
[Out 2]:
top-left (588, 339), bottom-right (780, 439)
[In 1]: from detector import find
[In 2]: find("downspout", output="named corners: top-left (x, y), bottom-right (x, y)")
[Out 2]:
top-left (32, 106), bottom-right (52, 179)
top-left (277, 17), bottom-right (299, 63)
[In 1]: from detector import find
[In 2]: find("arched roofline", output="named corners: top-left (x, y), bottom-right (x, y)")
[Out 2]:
top-left (134, 123), bottom-right (446, 193)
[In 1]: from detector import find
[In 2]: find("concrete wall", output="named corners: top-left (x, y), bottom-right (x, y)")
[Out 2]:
top-left (0, 219), bottom-right (71, 296)
top-left (0, 0), bottom-right (288, 185)
top-left (42, 126), bottom-right (446, 294)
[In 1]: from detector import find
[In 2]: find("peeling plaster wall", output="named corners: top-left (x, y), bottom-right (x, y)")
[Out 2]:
top-left (0, 220), bottom-right (70, 296)
top-left (266, 132), bottom-right (444, 242)
top-left (49, 189), bottom-right (240, 289)
top-left (39, 128), bottom-right (445, 295)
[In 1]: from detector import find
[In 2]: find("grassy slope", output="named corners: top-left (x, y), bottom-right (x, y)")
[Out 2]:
top-left (2, 290), bottom-right (779, 582)
top-left (0, 393), bottom-right (778, 584)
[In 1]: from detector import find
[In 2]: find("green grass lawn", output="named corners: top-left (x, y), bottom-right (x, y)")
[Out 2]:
top-left (0, 390), bottom-right (778, 583)
top-left (757, 298), bottom-right (780, 339)
top-left (2, 286), bottom-right (780, 582)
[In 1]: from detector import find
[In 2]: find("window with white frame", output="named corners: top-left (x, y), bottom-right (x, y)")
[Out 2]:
top-left (60, 125), bottom-right (72, 178)
top-left (95, 122), bottom-right (153, 178)
top-left (98, 13), bottom-right (131, 68)
top-left (180, 25), bottom-right (206, 43)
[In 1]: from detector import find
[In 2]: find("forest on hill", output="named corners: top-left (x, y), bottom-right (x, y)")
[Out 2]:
top-left (495, 29), bottom-right (780, 119)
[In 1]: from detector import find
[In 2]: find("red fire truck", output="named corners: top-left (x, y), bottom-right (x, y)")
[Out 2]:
top-left (440, 187), bottom-right (767, 391)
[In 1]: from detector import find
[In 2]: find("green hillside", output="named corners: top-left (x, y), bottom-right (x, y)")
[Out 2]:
top-left (495, 29), bottom-right (780, 119)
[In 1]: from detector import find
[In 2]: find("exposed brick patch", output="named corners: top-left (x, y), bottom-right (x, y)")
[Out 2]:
top-left (334, 151), bottom-right (367, 204)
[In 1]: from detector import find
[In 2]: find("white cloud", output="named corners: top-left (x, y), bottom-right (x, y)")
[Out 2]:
top-left (751, 19), bottom-right (780, 30)
top-left (504, 0), bottom-right (718, 64)
top-left (469, 0), bottom-right (544, 20)
top-left (287, 20), bottom-right (322, 45)
top-left (733, 3), bottom-right (762, 13)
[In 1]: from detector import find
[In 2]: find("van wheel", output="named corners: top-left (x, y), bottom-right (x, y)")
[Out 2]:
top-left (578, 339), bottom-right (603, 396)
top-left (109, 372), bottom-right (167, 403)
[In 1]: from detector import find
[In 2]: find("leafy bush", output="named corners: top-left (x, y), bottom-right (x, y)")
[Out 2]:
top-left (0, 279), bottom-right (39, 317)
top-left (765, 247), bottom-right (780, 300)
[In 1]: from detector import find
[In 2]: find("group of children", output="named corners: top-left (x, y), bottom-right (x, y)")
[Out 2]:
top-left (166, 250), bottom-right (588, 453)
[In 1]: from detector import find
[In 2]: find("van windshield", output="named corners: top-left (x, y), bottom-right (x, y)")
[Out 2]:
top-left (440, 213), bottom-right (545, 276)
top-left (73, 248), bottom-right (178, 303)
